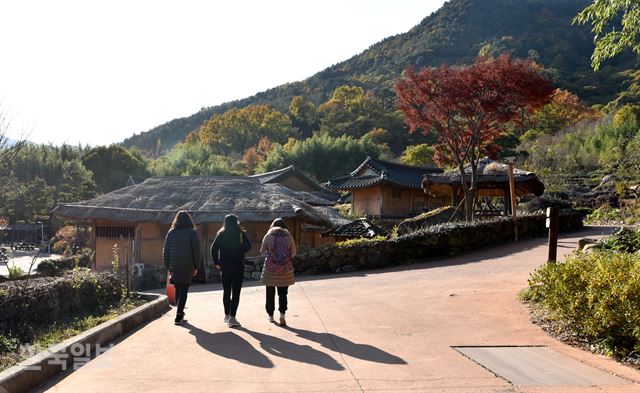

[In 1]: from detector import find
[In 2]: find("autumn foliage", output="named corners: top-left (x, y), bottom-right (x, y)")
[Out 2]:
top-left (396, 54), bottom-right (553, 219)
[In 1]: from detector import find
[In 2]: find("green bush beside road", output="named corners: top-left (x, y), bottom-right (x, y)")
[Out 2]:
top-left (523, 228), bottom-right (640, 358)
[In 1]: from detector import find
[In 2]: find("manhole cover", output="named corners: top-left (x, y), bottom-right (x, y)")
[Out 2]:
top-left (454, 346), bottom-right (627, 386)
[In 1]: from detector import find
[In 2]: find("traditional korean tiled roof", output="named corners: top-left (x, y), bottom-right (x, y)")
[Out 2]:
top-left (322, 218), bottom-right (387, 238)
top-left (325, 157), bottom-right (442, 190)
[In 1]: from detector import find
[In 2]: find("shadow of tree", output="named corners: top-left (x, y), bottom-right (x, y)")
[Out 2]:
top-left (237, 327), bottom-right (344, 371)
top-left (283, 327), bottom-right (406, 365)
top-left (184, 322), bottom-right (273, 368)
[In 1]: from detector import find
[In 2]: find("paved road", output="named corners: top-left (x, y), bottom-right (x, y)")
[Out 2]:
top-left (0, 250), bottom-right (59, 277)
top-left (39, 227), bottom-right (640, 392)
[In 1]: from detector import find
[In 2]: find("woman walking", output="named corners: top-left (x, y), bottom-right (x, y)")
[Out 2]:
top-left (210, 214), bottom-right (251, 327)
top-left (260, 218), bottom-right (297, 327)
top-left (163, 210), bottom-right (201, 325)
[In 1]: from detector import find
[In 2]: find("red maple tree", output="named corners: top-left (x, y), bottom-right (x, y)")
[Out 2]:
top-left (396, 54), bottom-right (553, 220)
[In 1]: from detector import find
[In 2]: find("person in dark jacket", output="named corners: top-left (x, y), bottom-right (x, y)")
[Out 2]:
top-left (163, 211), bottom-right (201, 325)
top-left (210, 214), bottom-right (251, 327)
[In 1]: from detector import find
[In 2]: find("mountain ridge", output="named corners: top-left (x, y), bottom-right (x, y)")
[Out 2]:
top-left (122, 0), bottom-right (638, 154)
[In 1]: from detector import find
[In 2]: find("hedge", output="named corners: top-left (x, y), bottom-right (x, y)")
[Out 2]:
top-left (0, 269), bottom-right (123, 341)
top-left (294, 211), bottom-right (583, 274)
top-left (36, 254), bottom-right (92, 277)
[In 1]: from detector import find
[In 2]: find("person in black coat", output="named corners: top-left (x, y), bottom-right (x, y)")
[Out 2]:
top-left (163, 211), bottom-right (201, 325)
top-left (210, 214), bottom-right (251, 327)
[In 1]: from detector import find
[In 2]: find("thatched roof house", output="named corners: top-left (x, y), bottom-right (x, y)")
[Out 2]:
top-left (55, 176), bottom-right (331, 226)
top-left (251, 165), bottom-right (340, 203)
top-left (422, 158), bottom-right (544, 217)
top-left (54, 176), bottom-right (334, 273)
top-left (423, 158), bottom-right (544, 198)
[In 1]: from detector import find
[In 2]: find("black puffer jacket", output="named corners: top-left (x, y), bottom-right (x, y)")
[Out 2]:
top-left (163, 227), bottom-right (201, 284)
top-left (210, 229), bottom-right (251, 275)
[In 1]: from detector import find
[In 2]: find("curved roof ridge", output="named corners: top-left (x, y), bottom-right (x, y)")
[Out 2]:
top-left (249, 165), bottom-right (294, 178)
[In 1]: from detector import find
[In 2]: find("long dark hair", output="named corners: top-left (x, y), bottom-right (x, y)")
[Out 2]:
top-left (218, 214), bottom-right (241, 235)
top-left (171, 210), bottom-right (195, 230)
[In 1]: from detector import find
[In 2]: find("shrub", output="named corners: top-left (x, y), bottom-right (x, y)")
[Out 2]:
top-left (0, 334), bottom-right (19, 353)
top-left (523, 250), bottom-right (640, 357)
top-left (50, 225), bottom-right (88, 255)
top-left (51, 240), bottom-right (67, 255)
top-left (0, 269), bottom-right (123, 341)
top-left (585, 205), bottom-right (622, 224)
top-left (8, 266), bottom-right (24, 279)
top-left (36, 253), bottom-right (93, 277)
top-left (593, 227), bottom-right (640, 253)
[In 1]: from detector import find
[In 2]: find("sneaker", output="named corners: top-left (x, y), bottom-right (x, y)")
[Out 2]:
top-left (174, 319), bottom-right (186, 325)
top-left (228, 316), bottom-right (241, 327)
top-left (279, 313), bottom-right (286, 327)
top-left (268, 315), bottom-right (276, 324)
top-left (224, 314), bottom-right (230, 323)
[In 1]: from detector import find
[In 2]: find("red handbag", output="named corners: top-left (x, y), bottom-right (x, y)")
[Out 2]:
top-left (166, 273), bottom-right (176, 305)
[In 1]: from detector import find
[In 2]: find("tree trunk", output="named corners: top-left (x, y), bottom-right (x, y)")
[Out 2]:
top-left (459, 164), bottom-right (474, 222)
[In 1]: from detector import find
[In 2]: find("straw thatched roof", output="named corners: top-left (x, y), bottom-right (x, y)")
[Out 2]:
top-left (251, 166), bottom-right (341, 203)
top-left (54, 176), bottom-right (333, 227)
top-left (423, 158), bottom-right (544, 197)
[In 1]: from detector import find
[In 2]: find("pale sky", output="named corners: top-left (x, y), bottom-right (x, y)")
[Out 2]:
top-left (0, 0), bottom-right (446, 146)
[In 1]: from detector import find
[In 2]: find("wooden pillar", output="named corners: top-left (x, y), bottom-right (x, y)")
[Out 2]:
top-left (503, 186), bottom-right (511, 216)
top-left (294, 220), bottom-right (301, 246)
top-left (134, 224), bottom-right (141, 264)
top-left (507, 161), bottom-right (518, 241)
top-left (91, 219), bottom-right (97, 269)
top-left (548, 207), bottom-right (559, 262)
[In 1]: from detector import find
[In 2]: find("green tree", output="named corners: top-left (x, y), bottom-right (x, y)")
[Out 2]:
top-left (400, 144), bottom-right (435, 167)
top-left (619, 131), bottom-right (640, 181)
top-left (82, 145), bottom-right (149, 193)
top-left (318, 85), bottom-right (383, 138)
top-left (288, 96), bottom-right (319, 139)
top-left (199, 105), bottom-right (292, 155)
top-left (58, 159), bottom-right (97, 203)
top-left (258, 133), bottom-right (385, 181)
top-left (573, 0), bottom-right (640, 70)
top-left (150, 141), bottom-right (238, 176)
top-left (0, 177), bottom-right (55, 223)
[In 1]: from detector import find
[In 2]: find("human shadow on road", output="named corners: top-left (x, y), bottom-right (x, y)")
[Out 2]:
top-left (236, 327), bottom-right (344, 371)
top-left (183, 322), bottom-right (273, 368)
top-left (282, 326), bottom-right (406, 365)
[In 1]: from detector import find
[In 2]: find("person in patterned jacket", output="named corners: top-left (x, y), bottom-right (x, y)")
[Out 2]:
top-left (260, 218), bottom-right (297, 326)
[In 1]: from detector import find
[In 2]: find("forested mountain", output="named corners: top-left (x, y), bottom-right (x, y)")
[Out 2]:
top-left (122, 0), bottom-right (639, 154)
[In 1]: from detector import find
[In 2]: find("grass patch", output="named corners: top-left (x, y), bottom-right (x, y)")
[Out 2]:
top-left (335, 235), bottom-right (387, 247)
top-left (0, 297), bottom-right (146, 372)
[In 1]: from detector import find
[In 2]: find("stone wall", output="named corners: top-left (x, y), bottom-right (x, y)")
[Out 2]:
top-left (130, 211), bottom-right (583, 286)
top-left (0, 269), bottom-right (123, 340)
top-left (293, 212), bottom-right (583, 275)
